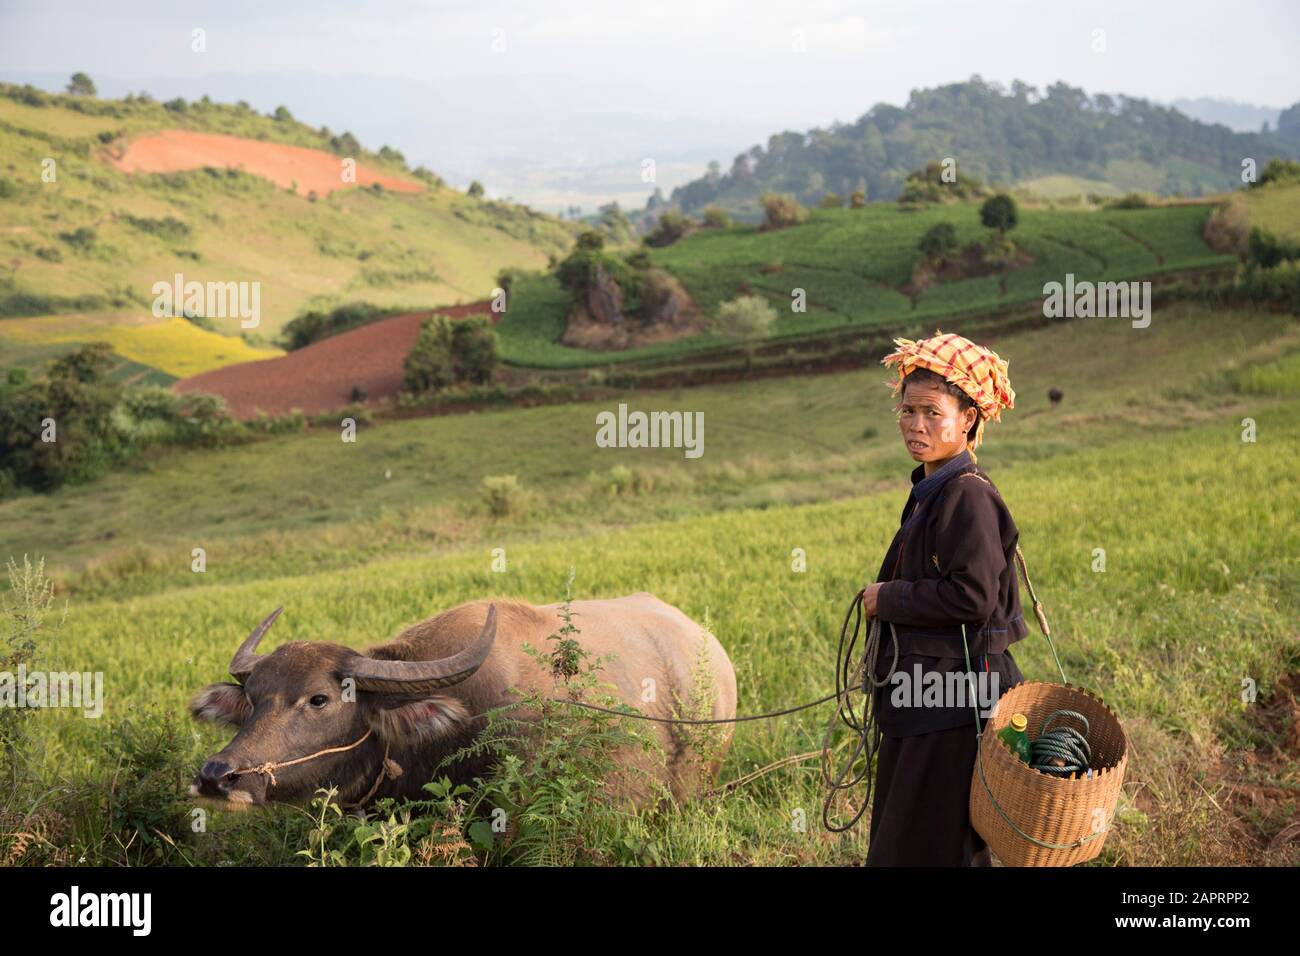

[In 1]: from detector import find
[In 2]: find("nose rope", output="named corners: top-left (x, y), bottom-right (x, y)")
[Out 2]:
top-left (230, 728), bottom-right (377, 789)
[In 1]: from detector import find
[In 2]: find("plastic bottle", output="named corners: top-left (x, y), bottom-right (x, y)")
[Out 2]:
top-left (997, 713), bottom-right (1033, 764)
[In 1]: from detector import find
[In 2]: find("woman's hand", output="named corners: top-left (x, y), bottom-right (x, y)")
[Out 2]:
top-left (861, 582), bottom-right (884, 618)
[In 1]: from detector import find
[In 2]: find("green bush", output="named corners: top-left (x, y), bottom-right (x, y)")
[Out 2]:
top-left (713, 294), bottom-right (777, 344)
top-left (451, 317), bottom-right (500, 385)
top-left (404, 314), bottom-right (456, 392)
top-left (918, 222), bottom-right (959, 260)
top-left (980, 194), bottom-right (1019, 233)
top-left (1252, 158), bottom-right (1300, 189)
top-left (702, 206), bottom-right (732, 228)
top-left (760, 192), bottom-right (808, 230)
top-left (58, 226), bottom-right (97, 250)
top-left (481, 474), bottom-right (526, 517)
top-left (281, 302), bottom-right (400, 350)
top-left (645, 210), bottom-right (691, 247)
top-left (1246, 228), bottom-right (1300, 270)
top-left (1107, 192), bottom-right (1152, 209)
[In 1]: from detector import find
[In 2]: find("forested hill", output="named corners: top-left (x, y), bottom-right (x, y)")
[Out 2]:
top-left (654, 77), bottom-right (1300, 219)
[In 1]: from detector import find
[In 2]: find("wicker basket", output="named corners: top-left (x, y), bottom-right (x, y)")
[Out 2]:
top-left (969, 680), bottom-right (1128, 867)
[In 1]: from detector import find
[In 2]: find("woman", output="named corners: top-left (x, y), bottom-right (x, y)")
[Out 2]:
top-left (859, 329), bottom-right (1027, 866)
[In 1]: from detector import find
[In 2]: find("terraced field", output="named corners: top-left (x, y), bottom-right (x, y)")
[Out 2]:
top-left (496, 202), bottom-right (1233, 368)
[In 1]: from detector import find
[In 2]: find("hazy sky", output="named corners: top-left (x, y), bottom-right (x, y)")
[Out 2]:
top-left (3, 0), bottom-right (1297, 127)
top-left (3, 1), bottom-right (1297, 210)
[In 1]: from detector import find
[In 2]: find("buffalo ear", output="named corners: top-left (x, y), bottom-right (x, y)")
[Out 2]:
top-left (366, 695), bottom-right (472, 746)
top-left (190, 682), bottom-right (252, 727)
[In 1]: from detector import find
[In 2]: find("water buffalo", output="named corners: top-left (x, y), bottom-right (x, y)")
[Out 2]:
top-left (189, 593), bottom-right (737, 811)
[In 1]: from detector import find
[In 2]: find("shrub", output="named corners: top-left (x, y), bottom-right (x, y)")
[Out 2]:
top-left (467, 180), bottom-right (485, 199)
top-left (713, 294), bottom-right (777, 346)
top-left (918, 222), bottom-right (959, 260)
top-left (1252, 158), bottom-right (1300, 189)
top-left (589, 464), bottom-right (654, 497)
top-left (980, 194), bottom-right (1019, 233)
top-left (850, 189), bottom-right (867, 208)
top-left (58, 226), bottom-right (97, 250)
top-left (819, 192), bottom-right (843, 209)
top-left (404, 314), bottom-right (456, 392)
top-left (1107, 192), bottom-right (1152, 209)
top-left (450, 317), bottom-right (500, 385)
top-left (760, 192), bottom-right (808, 230)
top-left (1246, 228), bottom-right (1300, 269)
top-left (702, 206), bottom-right (732, 228)
top-left (0, 178), bottom-right (17, 200)
top-left (1204, 199), bottom-right (1250, 255)
top-left (645, 210), bottom-right (691, 247)
top-left (481, 474), bottom-right (525, 517)
top-left (281, 302), bottom-right (397, 350)
top-left (120, 214), bottom-right (190, 241)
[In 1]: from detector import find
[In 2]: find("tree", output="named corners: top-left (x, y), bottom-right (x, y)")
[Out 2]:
top-left (712, 295), bottom-right (777, 365)
top-left (66, 73), bottom-right (96, 96)
top-left (918, 222), bottom-right (959, 260)
top-left (980, 194), bottom-right (1019, 234)
top-left (403, 315), bottom-right (456, 392)
top-left (760, 192), bottom-right (808, 230)
top-left (467, 181), bottom-right (485, 199)
top-left (450, 317), bottom-right (500, 384)
top-left (597, 202), bottom-right (635, 245)
top-left (645, 210), bottom-right (691, 247)
top-left (273, 105), bottom-right (293, 122)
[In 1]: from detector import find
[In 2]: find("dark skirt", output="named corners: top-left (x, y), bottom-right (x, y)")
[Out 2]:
top-left (864, 721), bottom-right (992, 866)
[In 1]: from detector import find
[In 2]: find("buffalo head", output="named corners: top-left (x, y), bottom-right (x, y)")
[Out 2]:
top-left (188, 605), bottom-right (496, 808)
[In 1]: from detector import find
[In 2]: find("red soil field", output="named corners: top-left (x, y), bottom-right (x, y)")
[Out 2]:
top-left (109, 130), bottom-right (424, 196)
top-left (173, 303), bottom-right (493, 419)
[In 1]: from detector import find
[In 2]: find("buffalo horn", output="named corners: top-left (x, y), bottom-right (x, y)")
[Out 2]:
top-left (347, 604), bottom-right (497, 694)
top-left (229, 607), bottom-right (284, 681)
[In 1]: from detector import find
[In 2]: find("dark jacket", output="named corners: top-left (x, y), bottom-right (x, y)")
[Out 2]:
top-left (870, 449), bottom-right (1028, 737)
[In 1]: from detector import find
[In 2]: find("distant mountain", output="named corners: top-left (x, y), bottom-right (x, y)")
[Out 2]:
top-left (651, 77), bottom-right (1300, 222)
top-left (1168, 97), bottom-right (1283, 134)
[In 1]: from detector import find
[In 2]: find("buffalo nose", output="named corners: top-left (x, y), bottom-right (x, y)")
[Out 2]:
top-left (199, 759), bottom-right (236, 793)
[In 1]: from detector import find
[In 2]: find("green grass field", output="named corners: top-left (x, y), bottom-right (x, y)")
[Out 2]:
top-left (496, 201), bottom-right (1233, 368)
top-left (4, 300), bottom-right (1298, 866)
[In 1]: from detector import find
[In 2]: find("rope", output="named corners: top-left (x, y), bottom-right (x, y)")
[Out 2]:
top-left (230, 728), bottom-right (403, 810)
top-left (550, 690), bottom-right (843, 724)
top-left (819, 590), bottom-right (898, 832)
top-left (231, 728), bottom-right (376, 788)
top-left (1028, 710), bottom-right (1092, 777)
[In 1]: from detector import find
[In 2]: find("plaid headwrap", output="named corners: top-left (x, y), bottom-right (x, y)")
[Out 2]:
top-left (881, 329), bottom-right (1015, 462)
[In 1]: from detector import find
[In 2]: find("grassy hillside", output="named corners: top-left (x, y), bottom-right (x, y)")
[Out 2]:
top-left (1242, 182), bottom-right (1300, 239)
top-left (656, 77), bottom-right (1300, 219)
top-left (0, 83), bottom-right (578, 375)
top-left (496, 200), bottom-right (1233, 368)
top-left (4, 300), bottom-right (1297, 866)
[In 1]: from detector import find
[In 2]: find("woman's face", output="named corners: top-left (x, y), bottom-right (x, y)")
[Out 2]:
top-left (897, 381), bottom-right (977, 465)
